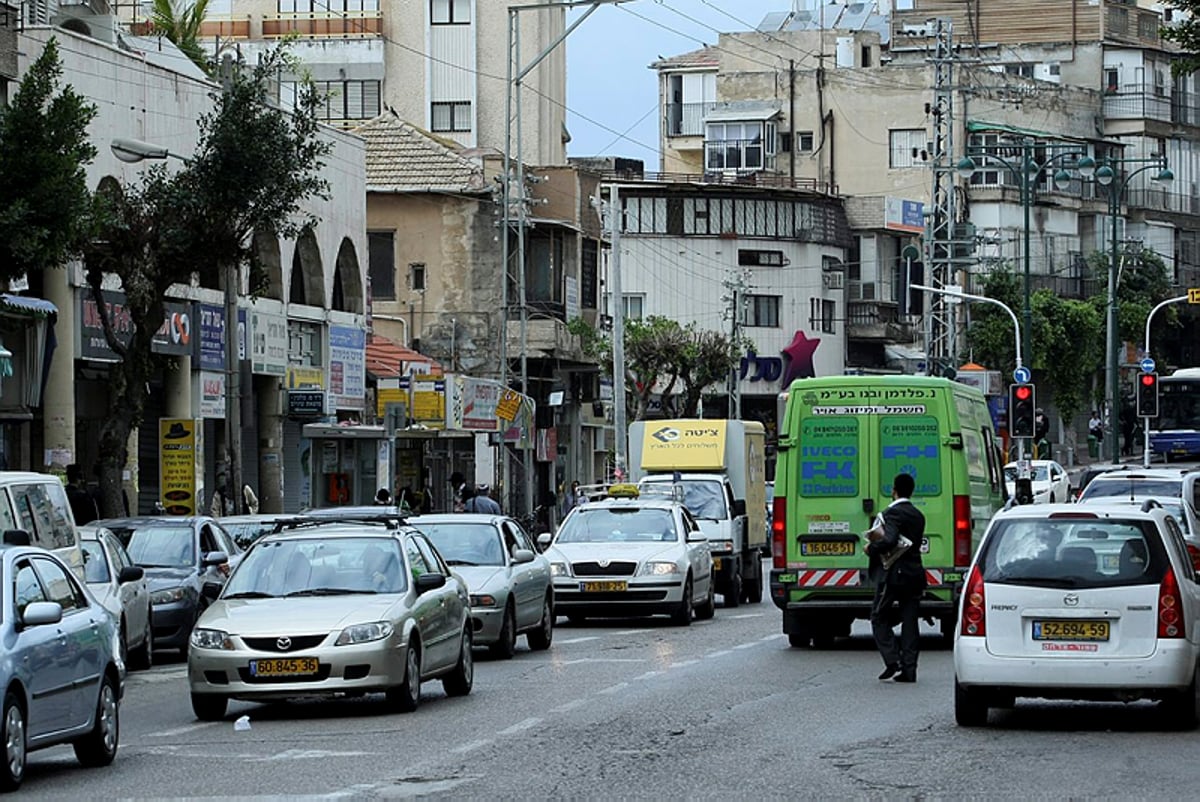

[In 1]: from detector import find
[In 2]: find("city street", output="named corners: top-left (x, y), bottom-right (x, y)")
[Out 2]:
top-left (16, 563), bottom-right (1199, 799)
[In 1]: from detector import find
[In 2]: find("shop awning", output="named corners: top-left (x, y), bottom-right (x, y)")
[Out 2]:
top-left (365, 333), bottom-right (442, 379)
top-left (0, 294), bottom-right (57, 319)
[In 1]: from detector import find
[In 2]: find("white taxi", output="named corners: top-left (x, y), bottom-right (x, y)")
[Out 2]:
top-left (954, 501), bottom-right (1200, 728)
top-left (538, 484), bottom-right (714, 626)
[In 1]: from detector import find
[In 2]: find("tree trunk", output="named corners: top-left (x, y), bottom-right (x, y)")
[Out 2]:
top-left (96, 362), bottom-right (136, 519)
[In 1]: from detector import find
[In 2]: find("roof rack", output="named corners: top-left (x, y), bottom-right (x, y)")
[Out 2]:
top-left (269, 514), bottom-right (407, 534)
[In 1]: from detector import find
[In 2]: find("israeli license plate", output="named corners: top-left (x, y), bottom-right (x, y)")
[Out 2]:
top-left (249, 657), bottom-right (320, 677)
top-left (581, 580), bottom-right (627, 592)
top-left (1032, 620), bottom-right (1110, 641)
top-left (800, 540), bottom-right (855, 556)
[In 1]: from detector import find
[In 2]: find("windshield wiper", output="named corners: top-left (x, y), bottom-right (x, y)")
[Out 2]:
top-left (284, 588), bottom-right (376, 597)
top-left (223, 591), bottom-right (276, 599)
top-left (445, 559), bottom-right (478, 566)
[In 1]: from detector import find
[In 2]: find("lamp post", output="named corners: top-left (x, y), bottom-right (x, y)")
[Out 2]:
top-left (956, 142), bottom-right (1095, 365)
top-left (1093, 156), bottom-right (1174, 464)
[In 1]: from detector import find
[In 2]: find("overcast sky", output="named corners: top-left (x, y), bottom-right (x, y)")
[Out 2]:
top-left (564, 0), bottom-right (788, 168)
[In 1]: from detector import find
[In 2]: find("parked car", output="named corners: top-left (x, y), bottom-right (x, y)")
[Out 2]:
top-left (187, 519), bottom-right (472, 720)
top-left (539, 484), bottom-right (715, 625)
top-left (954, 501), bottom-right (1200, 728)
top-left (80, 525), bottom-right (153, 670)
top-left (1072, 463), bottom-right (1129, 500)
top-left (409, 513), bottom-right (554, 658)
top-left (1003, 460), bottom-right (1071, 503)
top-left (0, 471), bottom-right (85, 579)
top-left (219, 514), bottom-right (297, 549)
top-left (99, 516), bottom-right (238, 655)
top-left (1076, 468), bottom-right (1196, 537)
top-left (0, 540), bottom-right (123, 790)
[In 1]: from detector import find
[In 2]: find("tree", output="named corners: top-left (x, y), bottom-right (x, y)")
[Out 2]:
top-left (675, 326), bottom-right (748, 417)
top-left (1163, 1), bottom-right (1200, 75)
top-left (1030, 291), bottom-right (1103, 434)
top-left (83, 48), bottom-right (330, 517)
top-left (1085, 247), bottom-right (1174, 348)
top-left (0, 38), bottom-right (97, 284)
top-left (149, 0), bottom-right (213, 76)
top-left (961, 266), bottom-right (1021, 372)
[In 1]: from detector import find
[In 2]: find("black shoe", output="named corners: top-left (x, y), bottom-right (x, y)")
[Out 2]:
top-left (893, 672), bottom-right (917, 683)
top-left (878, 664), bottom-right (900, 680)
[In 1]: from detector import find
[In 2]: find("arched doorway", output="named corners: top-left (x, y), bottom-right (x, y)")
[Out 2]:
top-left (331, 237), bottom-right (364, 314)
top-left (288, 228), bottom-right (324, 307)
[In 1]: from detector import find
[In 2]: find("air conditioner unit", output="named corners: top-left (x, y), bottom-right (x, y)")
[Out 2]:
top-left (823, 272), bottom-right (845, 290)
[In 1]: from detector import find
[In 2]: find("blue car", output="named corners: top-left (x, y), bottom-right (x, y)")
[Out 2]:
top-left (0, 537), bottom-right (124, 790)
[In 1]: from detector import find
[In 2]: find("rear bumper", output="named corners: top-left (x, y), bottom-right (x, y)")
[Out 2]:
top-left (955, 637), bottom-right (1198, 691)
top-left (769, 569), bottom-right (960, 616)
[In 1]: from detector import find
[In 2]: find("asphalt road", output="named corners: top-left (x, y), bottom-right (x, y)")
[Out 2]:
top-left (18, 565), bottom-right (1200, 799)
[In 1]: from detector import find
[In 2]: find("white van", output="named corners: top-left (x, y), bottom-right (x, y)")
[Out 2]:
top-left (0, 471), bottom-right (84, 578)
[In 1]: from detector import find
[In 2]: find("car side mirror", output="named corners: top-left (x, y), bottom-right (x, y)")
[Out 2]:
top-left (415, 572), bottom-right (447, 593)
top-left (201, 551), bottom-right (229, 568)
top-left (2, 530), bottom-right (30, 547)
top-left (202, 583), bottom-right (221, 601)
top-left (512, 549), bottom-right (536, 565)
top-left (117, 565), bottom-right (144, 584)
top-left (537, 532), bottom-right (553, 549)
top-left (732, 499), bottom-right (747, 517)
top-left (21, 601), bottom-right (62, 628)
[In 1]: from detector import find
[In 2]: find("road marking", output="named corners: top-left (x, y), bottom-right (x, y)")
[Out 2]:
top-left (497, 717), bottom-right (542, 736)
top-left (596, 682), bottom-right (629, 695)
top-left (706, 650), bottom-right (733, 659)
top-left (144, 722), bottom-right (216, 738)
top-left (557, 636), bottom-right (602, 644)
top-left (612, 629), bottom-right (651, 635)
top-left (559, 658), bottom-right (644, 665)
top-left (249, 749), bottom-right (372, 762)
top-left (733, 642), bottom-right (757, 650)
top-left (632, 671), bottom-right (663, 681)
top-left (727, 613), bottom-right (765, 619)
top-left (669, 660), bottom-right (699, 669)
top-left (452, 739), bottom-right (493, 754)
top-left (549, 699), bottom-right (588, 714)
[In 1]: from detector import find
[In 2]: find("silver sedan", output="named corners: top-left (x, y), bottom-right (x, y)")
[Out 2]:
top-left (186, 524), bottom-right (473, 720)
top-left (80, 525), bottom-right (152, 670)
top-left (410, 514), bottom-right (554, 658)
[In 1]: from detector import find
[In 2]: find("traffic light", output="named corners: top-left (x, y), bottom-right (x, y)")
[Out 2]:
top-left (1009, 383), bottom-right (1036, 438)
top-left (1137, 372), bottom-right (1159, 418)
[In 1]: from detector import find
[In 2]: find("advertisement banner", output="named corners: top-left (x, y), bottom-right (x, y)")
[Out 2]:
top-left (455, 376), bottom-right (502, 432)
top-left (152, 301), bottom-right (194, 356)
top-left (78, 289), bottom-right (134, 361)
top-left (411, 375), bottom-right (445, 429)
top-left (249, 309), bottom-right (287, 376)
top-left (197, 371), bottom-right (224, 419)
top-left (884, 196), bottom-right (925, 234)
top-left (638, 420), bottom-right (729, 471)
top-left (286, 365), bottom-right (325, 390)
top-left (159, 418), bottom-right (200, 515)
top-left (329, 325), bottom-right (366, 410)
top-left (197, 303), bottom-right (226, 371)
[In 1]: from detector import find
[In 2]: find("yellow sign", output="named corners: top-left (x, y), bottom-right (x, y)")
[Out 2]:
top-left (286, 365), bottom-right (324, 390)
top-left (159, 418), bottom-right (199, 516)
top-left (1189, 287), bottom-right (1200, 304)
top-left (376, 387), bottom-right (407, 418)
top-left (411, 374), bottom-right (445, 429)
top-left (496, 389), bottom-right (522, 422)
top-left (639, 420), bottom-right (729, 471)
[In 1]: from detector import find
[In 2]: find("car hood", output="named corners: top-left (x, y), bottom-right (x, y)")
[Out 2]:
top-left (451, 566), bottom-right (505, 591)
top-left (200, 595), bottom-right (403, 635)
top-left (144, 567), bottom-right (197, 590)
top-left (549, 542), bottom-right (680, 564)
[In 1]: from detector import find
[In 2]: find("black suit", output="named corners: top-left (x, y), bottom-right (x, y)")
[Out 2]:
top-left (866, 498), bottom-right (926, 676)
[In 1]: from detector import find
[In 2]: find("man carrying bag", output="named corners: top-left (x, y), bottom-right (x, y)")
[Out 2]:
top-left (864, 472), bottom-right (927, 683)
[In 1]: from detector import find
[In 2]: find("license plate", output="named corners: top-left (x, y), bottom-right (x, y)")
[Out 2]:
top-left (580, 580), bottom-right (627, 592)
top-left (249, 657), bottom-right (320, 677)
top-left (800, 540), bottom-right (855, 556)
top-left (712, 557), bottom-right (723, 571)
top-left (1032, 620), bottom-right (1110, 641)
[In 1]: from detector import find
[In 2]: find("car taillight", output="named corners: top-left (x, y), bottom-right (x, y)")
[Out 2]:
top-left (772, 496), bottom-right (787, 570)
top-left (953, 494), bottom-right (972, 567)
top-left (960, 564), bottom-right (986, 637)
top-left (1158, 567), bottom-right (1185, 639)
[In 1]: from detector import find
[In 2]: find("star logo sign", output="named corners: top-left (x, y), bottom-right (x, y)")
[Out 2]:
top-left (780, 330), bottom-right (821, 387)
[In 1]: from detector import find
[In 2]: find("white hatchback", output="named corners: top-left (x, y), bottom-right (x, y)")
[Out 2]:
top-left (954, 502), bottom-right (1200, 728)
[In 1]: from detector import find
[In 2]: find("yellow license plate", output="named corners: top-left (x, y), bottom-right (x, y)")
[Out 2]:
top-left (581, 580), bottom-right (627, 592)
top-left (250, 657), bottom-right (320, 677)
top-left (712, 557), bottom-right (723, 571)
top-left (1032, 620), bottom-right (1110, 641)
top-left (800, 540), bottom-right (856, 556)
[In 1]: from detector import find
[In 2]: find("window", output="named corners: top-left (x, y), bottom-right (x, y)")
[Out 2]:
top-left (414, 536), bottom-right (447, 574)
top-left (431, 0), bottom-right (470, 24)
top-left (409, 263), bottom-right (426, 292)
top-left (745, 295), bottom-right (781, 328)
top-left (282, 80), bottom-right (381, 123)
top-left (405, 537), bottom-right (431, 578)
top-left (795, 131), bottom-right (814, 152)
top-left (32, 557), bottom-right (85, 613)
top-left (14, 562), bottom-right (45, 617)
top-left (12, 483), bottom-right (76, 550)
top-left (622, 294), bottom-right (644, 321)
top-left (738, 249), bottom-right (786, 267)
top-left (860, 45), bottom-right (872, 68)
top-left (431, 101), bottom-right (471, 132)
top-left (821, 299), bottom-right (835, 334)
top-left (82, 541), bottom-right (110, 583)
top-left (1104, 67), bottom-right (1119, 93)
top-left (889, 129), bottom-right (926, 168)
top-left (705, 121), bottom-right (776, 171)
top-left (367, 231), bottom-right (395, 300)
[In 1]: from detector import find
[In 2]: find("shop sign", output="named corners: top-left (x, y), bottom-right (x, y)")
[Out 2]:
top-left (78, 289), bottom-right (134, 361)
top-left (452, 376), bottom-right (502, 432)
top-left (198, 371), bottom-right (224, 419)
top-left (249, 309), bottom-right (287, 376)
top-left (288, 390), bottom-right (326, 419)
top-left (159, 418), bottom-right (201, 515)
top-left (329, 325), bottom-right (366, 409)
top-left (411, 374), bottom-right (445, 429)
top-left (286, 365), bottom-right (325, 389)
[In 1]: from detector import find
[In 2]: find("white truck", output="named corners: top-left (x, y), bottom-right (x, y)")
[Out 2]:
top-left (629, 419), bottom-right (767, 607)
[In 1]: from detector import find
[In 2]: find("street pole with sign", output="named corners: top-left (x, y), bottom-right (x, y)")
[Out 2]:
top-left (1141, 293), bottom-right (1191, 467)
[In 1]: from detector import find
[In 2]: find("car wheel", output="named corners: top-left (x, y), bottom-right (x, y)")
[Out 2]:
top-left (695, 578), bottom-right (716, 621)
top-left (74, 675), bottom-right (119, 767)
top-left (671, 577), bottom-right (694, 626)
top-left (724, 570), bottom-right (741, 609)
top-left (787, 613), bottom-right (814, 648)
top-left (128, 617), bottom-right (153, 671)
top-left (191, 693), bottom-right (228, 722)
top-left (0, 692), bottom-right (26, 792)
top-left (1160, 671), bottom-right (1200, 730)
top-left (526, 595), bottom-right (554, 651)
top-left (954, 678), bottom-right (989, 727)
top-left (442, 628), bottom-right (474, 697)
top-left (489, 603), bottom-right (518, 660)
top-left (386, 639), bottom-right (421, 713)
top-left (746, 565), bottom-right (764, 604)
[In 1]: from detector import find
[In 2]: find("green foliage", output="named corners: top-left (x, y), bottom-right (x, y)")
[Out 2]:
top-left (1085, 247), bottom-right (1174, 345)
top-left (962, 266), bottom-right (1021, 371)
top-left (150, 0), bottom-right (213, 76)
top-left (1163, 1), bottom-right (1200, 75)
top-left (0, 38), bottom-right (97, 282)
top-left (1030, 292), bottom-right (1103, 428)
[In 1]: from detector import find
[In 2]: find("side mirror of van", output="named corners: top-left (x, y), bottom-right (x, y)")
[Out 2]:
top-left (732, 499), bottom-right (746, 517)
top-left (2, 530), bottom-right (31, 547)
top-left (537, 532), bottom-right (553, 550)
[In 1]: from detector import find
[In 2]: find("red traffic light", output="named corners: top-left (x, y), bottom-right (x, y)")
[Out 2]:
top-left (1141, 374), bottom-right (1156, 386)
top-left (1014, 385), bottom-right (1032, 401)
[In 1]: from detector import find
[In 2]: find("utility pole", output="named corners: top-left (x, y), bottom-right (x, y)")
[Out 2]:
top-left (219, 54), bottom-right (242, 515)
top-left (723, 267), bottom-right (749, 420)
top-left (609, 185), bottom-right (627, 478)
top-left (922, 18), bottom-right (957, 376)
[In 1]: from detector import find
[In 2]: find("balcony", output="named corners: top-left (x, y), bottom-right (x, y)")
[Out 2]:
top-left (705, 139), bottom-right (776, 174)
top-left (199, 14), bottom-right (251, 38)
top-left (847, 301), bottom-right (914, 342)
top-left (263, 10), bottom-right (383, 38)
top-left (595, 170), bottom-right (835, 195)
top-left (665, 102), bottom-right (719, 138)
top-left (505, 313), bottom-right (588, 363)
top-left (1103, 84), bottom-right (1172, 123)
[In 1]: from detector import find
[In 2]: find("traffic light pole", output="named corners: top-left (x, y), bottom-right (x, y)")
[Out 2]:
top-left (1142, 295), bottom-right (1188, 467)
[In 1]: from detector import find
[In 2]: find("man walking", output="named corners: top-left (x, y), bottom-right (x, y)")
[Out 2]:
top-left (465, 484), bottom-right (501, 515)
top-left (865, 472), bottom-right (927, 683)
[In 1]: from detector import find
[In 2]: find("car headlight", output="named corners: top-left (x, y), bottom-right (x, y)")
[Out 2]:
top-left (550, 562), bottom-right (572, 577)
top-left (470, 594), bottom-right (498, 607)
top-left (190, 628), bottom-right (233, 650)
top-left (335, 621), bottom-right (394, 646)
top-left (151, 586), bottom-right (188, 605)
top-left (639, 561), bottom-right (682, 576)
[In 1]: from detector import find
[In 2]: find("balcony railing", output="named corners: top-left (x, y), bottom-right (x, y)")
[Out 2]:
top-left (847, 301), bottom-right (914, 342)
top-left (665, 102), bottom-right (719, 137)
top-left (199, 14), bottom-right (251, 38)
top-left (594, 170), bottom-right (835, 195)
top-left (262, 11), bottom-right (383, 38)
top-left (1103, 84), bottom-right (1172, 122)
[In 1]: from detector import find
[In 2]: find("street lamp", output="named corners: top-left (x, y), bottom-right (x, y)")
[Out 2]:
top-left (956, 142), bottom-right (1095, 366)
top-left (1093, 155), bottom-right (1173, 464)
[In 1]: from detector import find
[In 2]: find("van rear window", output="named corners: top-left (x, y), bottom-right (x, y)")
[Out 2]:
top-left (798, 418), bottom-right (859, 497)
top-left (879, 416), bottom-right (941, 496)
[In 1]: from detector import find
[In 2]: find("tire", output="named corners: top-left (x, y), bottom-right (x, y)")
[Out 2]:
top-left (1160, 671), bottom-right (1199, 730)
top-left (442, 629), bottom-right (474, 697)
top-left (128, 617), bottom-right (153, 671)
top-left (746, 562), bottom-right (764, 604)
top-left (0, 692), bottom-right (26, 792)
top-left (954, 678), bottom-right (989, 727)
top-left (695, 578), bottom-right (716, 621)
top-left (788, 631), bottom-right (812, 648)
top-left (191, 693), bottom-right (228, 722)
top-left (724, 570), bottom-right (742, 609)
top-left (526, 595), bottom-right (554, 651)
top-left (489, 603), bottom-right (517, 660)
top-left (787, 614), bottom-right (814, 648)
top-left (939, 615), bottom-right (957, 646)
top-left (671, 577), bottom-right (694, 626)
top-left (386, 640), bottom-right (421, 713)
top-left (74, 675), bottom-right (119, 768)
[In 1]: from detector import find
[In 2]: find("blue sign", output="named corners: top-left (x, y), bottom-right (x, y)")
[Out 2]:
top-left (1140, 357), bottom-right (1156, 373)
top-left (1013, 366), bottom-right (1031, 384)
top-left (198, 304), bottom-right (248, 371)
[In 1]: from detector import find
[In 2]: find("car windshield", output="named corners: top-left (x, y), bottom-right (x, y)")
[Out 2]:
top-left (120, 526), bottom-right (194, 568)
top-left (224, 521), bottom-right (276, 549)
top-left (1079, 478), bottom-right (1182, 502)
top-left (81, 541), bottom-right (110, 583)
top-left (556, 508), bottom-right (677, 544)
top-left (416, 523), bottom-right (505, 566)
top-left (1004, 465), bottom-right (1054, 482)
top-left (979, 517), bottom-right (1168, 589)
top-left (223, 537), bottom-right (407, 597)
top-left (642, 479), bottom-right (726, 519)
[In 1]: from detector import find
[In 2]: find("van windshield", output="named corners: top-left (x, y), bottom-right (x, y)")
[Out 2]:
top-left (642, 479), bottom-right (726, 520)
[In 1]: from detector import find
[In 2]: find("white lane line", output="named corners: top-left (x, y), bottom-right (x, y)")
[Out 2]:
top-left (727, 613), bottom-right (765, 619)
top-left (549, 699), bottom-right (589, 714)
top-left (612, 629), bottom-right (651, 635)
top-left (706, 650), bottom-right (733, 659)
top-left (670, 660), bottom-right (699, 669)
top-left (498, 717), bottom-right (543, 736)
top-left (596, 682), bottom-right (629, 695)
top-left (733, 642), bottom-right (758, 650)
top-left (452, 738), bottom-right (493, 754)
top-left (559, 658), bottom-right (644, 665)
top-left (144, 722), bottom-right (217, 738)
top-left (557, 636), bottom-right (602, 644)
top-left (632, 671), bottom-right (663, 681)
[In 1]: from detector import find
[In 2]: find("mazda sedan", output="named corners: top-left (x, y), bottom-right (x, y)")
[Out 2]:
top-left (187, 522), bottom-right (473, 720)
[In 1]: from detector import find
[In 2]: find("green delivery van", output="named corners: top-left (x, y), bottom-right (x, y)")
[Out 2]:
top-left (769, 376), bottom-right (1007, 647)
